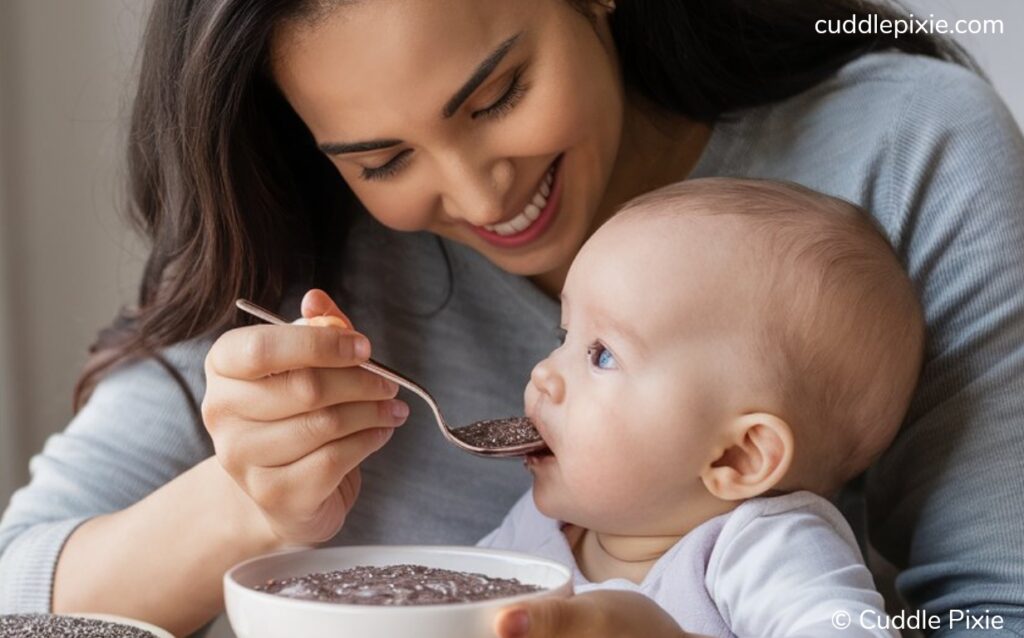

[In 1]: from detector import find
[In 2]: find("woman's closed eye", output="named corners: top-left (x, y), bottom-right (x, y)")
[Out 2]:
top-left (471, 66), bottom-right (527, 120)
top-left (587, 342), bottom-right (618, 370)
top-left (359, 66), bottom-right (529, 182)
top-left (360, 148), bottom-right (414, 181)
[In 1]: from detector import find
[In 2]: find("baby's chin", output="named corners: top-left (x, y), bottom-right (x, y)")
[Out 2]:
top-left (531, 483), bottom-right (575, 523)
top-left (531, 486), bottom-right (612, 530)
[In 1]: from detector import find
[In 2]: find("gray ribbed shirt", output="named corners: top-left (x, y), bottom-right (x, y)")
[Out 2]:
top-left (2, 52), bottom-right (1023, 636)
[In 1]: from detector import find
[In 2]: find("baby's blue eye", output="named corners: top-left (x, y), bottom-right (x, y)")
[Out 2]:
top-left (587, 343), bottom-right (617, 370)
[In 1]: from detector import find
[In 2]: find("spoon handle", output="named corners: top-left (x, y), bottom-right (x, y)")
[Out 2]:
top-left (233, 299), bottom-right (447, 427)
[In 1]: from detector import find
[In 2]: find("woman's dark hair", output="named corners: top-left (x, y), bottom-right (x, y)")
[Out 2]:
top-left (73, 0), bottom-right (975, 415)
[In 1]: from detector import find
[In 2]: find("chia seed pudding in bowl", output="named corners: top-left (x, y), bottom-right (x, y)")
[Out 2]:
top-left (0, 613), bottom-right (174, 637)
top-left (225, 546), bottom-right (572, 638)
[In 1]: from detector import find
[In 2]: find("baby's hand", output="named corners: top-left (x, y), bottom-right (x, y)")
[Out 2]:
top-left (493, 590), bottom-right (700, 638)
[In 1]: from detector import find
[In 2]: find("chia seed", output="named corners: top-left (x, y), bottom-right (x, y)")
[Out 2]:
top-left (253, 564), bottom-right (543, 605)
top-left (450, 417), bottom-right (542, 449)
top-left (0, 614), bottom-right (158, 637)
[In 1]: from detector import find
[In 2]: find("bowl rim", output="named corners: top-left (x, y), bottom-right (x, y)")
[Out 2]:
top-left (224, 544), bottom-right (574, 614)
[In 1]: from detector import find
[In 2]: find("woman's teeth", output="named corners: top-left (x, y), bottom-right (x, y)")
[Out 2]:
top-left (483, 164), bottom-right (555, 236)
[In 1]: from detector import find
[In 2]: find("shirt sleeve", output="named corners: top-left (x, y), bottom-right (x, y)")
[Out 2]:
top-left (0, 335), bottom-right (214, 613)
top-left (707, 493), bottom-right (898, 638)
top-left (865, 61), bottom-right (1024, 637)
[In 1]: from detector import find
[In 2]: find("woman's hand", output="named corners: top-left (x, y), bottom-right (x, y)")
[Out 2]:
top-left (202, 289), bottom-right (408, 545)
top-left (494, 590), bottom-right (699, 638)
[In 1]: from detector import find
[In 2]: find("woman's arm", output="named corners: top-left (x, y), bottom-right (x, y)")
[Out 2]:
top-left (867, 60), bottom-right (1024, 636)
top-left (0, 335), bottom-right (279, 635)
top-left (3, 292), bottom-right (401, 636)
top-left (53, 457), bottom-right (279, 636)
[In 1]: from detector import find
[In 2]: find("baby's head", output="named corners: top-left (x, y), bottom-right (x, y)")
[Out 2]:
top-left (524, 177), bottom-right (924, 536)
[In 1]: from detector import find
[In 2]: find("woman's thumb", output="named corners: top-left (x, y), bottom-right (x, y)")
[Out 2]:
top-left (301, 288), bottom-right (354, 329)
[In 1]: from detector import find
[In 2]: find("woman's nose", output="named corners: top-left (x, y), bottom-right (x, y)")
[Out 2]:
top-left (439, 155), bottom-right (514, 227)
top-left (529, 358), bottom-right (565, 404)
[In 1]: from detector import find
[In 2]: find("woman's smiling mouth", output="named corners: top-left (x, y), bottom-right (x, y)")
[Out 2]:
top-left (471, 155), bottom-right (564, 248)
top-left (484, 163), bottom-right (554, 235)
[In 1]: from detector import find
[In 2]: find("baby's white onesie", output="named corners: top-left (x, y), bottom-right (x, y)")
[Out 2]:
top-left (478, 490), bottom-right (898, 638)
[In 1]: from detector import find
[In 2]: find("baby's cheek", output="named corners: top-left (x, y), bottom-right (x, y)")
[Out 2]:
top-left (562, 457), bottom-right (626, 512)
top-left (581, 457), bottom-right (656, 516)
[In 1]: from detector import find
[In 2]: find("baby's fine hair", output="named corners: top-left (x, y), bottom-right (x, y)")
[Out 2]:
top-left (621, 178), bottom-right (926, 490)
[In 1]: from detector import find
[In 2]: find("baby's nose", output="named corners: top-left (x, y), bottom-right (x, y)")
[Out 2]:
top-left (529, 359), bottom-right (565, 403)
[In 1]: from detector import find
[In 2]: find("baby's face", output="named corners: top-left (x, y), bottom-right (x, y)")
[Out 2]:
top-left (524, 212), bottom-right (758, 534)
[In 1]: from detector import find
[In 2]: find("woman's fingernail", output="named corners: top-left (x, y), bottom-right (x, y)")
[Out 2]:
top-left (390, 400), bottom-right (409, 420)
top-left (504, 610), bottom-right (530, 638)
top-left (353, 336), bottom-right (371, 359)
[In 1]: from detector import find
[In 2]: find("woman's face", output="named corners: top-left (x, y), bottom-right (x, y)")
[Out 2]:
top-left (270, 0), bottom-right (622, 278)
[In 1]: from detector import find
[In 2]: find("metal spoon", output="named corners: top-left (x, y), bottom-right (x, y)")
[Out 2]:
top-left (235, 299), bottom-right (548, 458)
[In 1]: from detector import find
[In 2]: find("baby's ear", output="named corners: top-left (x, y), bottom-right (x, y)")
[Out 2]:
top-left (700, 413), bottom-right (794, 501)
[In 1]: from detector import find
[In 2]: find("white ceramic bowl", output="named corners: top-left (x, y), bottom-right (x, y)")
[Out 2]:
top-left (224, 545), bottom-right (573, 638)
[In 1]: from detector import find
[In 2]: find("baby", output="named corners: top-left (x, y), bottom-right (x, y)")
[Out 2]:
top-left (479, 177), bottom-right (924, 638)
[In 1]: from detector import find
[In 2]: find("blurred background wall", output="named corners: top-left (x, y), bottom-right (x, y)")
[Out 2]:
top-left (0, 1), bottom-right (1021, 636)
top-left (1, 0), bottom-right (150, 504)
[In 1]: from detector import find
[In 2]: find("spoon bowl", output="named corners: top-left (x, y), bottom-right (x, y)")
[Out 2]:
top-left (235, 299), bottom-right (548, 458)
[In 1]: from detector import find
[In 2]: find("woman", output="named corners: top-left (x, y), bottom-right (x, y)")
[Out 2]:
top-left (1, 1), bottom-right (1021, 636)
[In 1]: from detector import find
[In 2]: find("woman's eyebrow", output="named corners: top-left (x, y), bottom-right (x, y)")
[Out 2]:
top-left (441, 32), bottom-right (522, 118)
top-left (319, 139), bottom-right (403, 155)
top-left (317, 32), bottom-right (522, 157)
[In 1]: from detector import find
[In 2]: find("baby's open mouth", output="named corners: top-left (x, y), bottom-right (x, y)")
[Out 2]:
top-left (524, 417), bottom-right (554, 460)
top-left (524, 445), bottom-right (554, 469)
top-left (527, 447), bottom-right (554, 460)
top-left (528, 426), bottom-right (552, 460)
